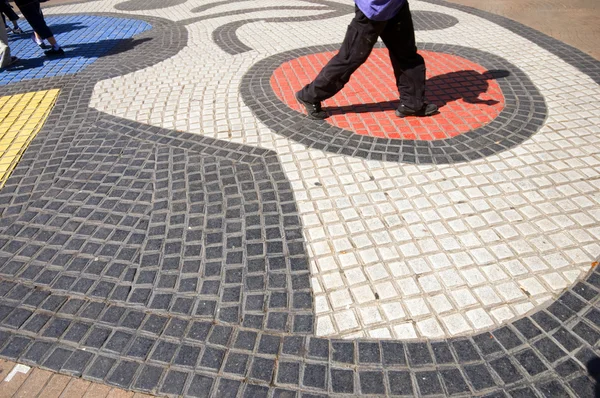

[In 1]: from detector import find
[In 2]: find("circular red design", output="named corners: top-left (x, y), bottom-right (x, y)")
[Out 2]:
top-left (270, 49), bottom-right (505, 140)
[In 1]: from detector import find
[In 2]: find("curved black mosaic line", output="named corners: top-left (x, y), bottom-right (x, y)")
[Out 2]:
top-left (115, 0), bottom-right (188, 11)
top-left (213, 10), bottom-right (458, 56)
top-left (241, 42), bottom-right (547, 165)
top-left (186, 0), bottom-right (353, 55)
top-left (0, 6), bottom-right (597, 398)
top-left (412, 10), bottom-right (458, 30)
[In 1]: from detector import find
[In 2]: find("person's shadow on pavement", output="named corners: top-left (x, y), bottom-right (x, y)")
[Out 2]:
top-left (325, 69), bottom-right (511, 116)
top-left (7, 22), bottom-right (88, 40)
top-left (4, 37), bottom-right (152, 72)
top-left (588, 357), bottom-right (600, 398)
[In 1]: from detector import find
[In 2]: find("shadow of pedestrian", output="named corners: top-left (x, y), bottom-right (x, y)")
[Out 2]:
top-left (588, 357), bottom-right (600, 398)
top-left (5, 37), bottom-right (152, 71)
top-left (7, 22), bottom-right (88, 39)
top-left (325, 69), bottom-right (510, 116)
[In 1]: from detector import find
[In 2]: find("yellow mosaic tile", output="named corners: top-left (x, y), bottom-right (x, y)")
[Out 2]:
top-left (0, 89), bottom-right (60, 189)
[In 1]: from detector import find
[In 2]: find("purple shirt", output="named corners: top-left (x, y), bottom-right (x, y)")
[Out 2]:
top-left (355, 0), bottom-right (407, 21)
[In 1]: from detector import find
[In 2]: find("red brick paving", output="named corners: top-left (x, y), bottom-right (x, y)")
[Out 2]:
top-left (271, 49), bottom-right (505, 140)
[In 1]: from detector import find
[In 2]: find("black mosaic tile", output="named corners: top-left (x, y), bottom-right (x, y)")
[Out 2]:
top-left (452, 339), bottom-right (481, 362)
top-left (134, 365), bottom-right (164, 392)
top-left (200, 346), bottom-right (226, 370)
top-left (0, 5), bottom-right (596, 398)
top-left (533, 337), bottom-right (568, 363)
top-left (308, 337), bottom-right (329, 360)
top-left (107, 360), bottom-right (139, 389)
top-left (278, 361), bottom-right (300, 385)
top-left (514, 349), bottom-right (548, 376)
top-left (258, 334), bottom-right (281, 355)
top-left (22, 341), bottom-right (52, 364)
top-left (85, 356), bottom-right (116, 380)
top-left (283, 336), bottom-right (305, 357)
top-left (1, 335), bottom-right (30, 358)
top-left (415, 371), bottom-right (444, 397)
top-left (440, 368), bottom-right (470, 395)
top-left (537, 380), bottom-right (571, 398)
top-left (490, 356), bottom-right (523, 384)
top-left (250, 357), bottom-right (275, 382)
top-left (568, 375), bottom-right (596, 398)
top-left (360, 371), bottom-right (385, 395)
top-left (187, 374), bottom-right (215, 398)
top-left (382, 341), bottom-right (405, 366)
top-left (61, 350), bottom-right (93, 376)
top-left (215, 378), bottom-right (241, 397)
top-left (493, 327), bottom-right (524, 351)
top-left (223, 352), bottom-right (249, 376)
top-left (572, 321), bottom-right (600, 345)
top-left (532, 311), bottom-right (560, 332)
top-left (160, 370), bottom-right (188, 395)
top-left (513, 318), bottom-right (542, 340)
top-left (464, 364), bottom-right (496, 391)
top-left (553, 327), bottom-right (583, 352)
top-left (174, 345), bottom-right (201, 367)
top-left (303, 363), bottom-right (327, 390)
top-left (407, 342), bottom-right (433, 366)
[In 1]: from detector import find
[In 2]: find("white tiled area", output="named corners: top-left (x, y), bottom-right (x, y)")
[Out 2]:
top-left (44, 0), bottom-right (600, 338)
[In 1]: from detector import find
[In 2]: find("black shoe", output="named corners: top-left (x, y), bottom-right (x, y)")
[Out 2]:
top-left (44, 47), bottom-right (65, 57)
top-left (395, 103), bottom-right (439, 118)
top-left (295, 91), bottom-right (327, 120)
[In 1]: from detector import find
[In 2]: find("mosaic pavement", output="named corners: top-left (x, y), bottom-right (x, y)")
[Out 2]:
top-left (0, 0), bottom-right (598, 397)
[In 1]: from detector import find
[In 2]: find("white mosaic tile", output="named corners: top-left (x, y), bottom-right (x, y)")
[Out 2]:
top-left (76, 0), bottom-right (600, 339)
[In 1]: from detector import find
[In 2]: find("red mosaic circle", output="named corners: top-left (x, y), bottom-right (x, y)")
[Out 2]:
top-left (271, 49), bottom-right (505, 141)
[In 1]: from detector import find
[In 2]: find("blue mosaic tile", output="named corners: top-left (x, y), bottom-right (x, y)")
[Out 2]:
top-left (1, 15), bottom-right (151, 85)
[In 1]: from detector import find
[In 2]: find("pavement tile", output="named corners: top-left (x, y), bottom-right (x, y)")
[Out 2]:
top-left (0, 0), bottom-right (597, 397)
top-left (39, 374), bottom-right (71, 398)
top-left (13, 368), bottom-right (52, 397)
top-left (81, 383), bottom-right (112, 398)
top-left (0, 363), bottom-right (30, 397)
top-left (60, 378), bottom-right (91, 398)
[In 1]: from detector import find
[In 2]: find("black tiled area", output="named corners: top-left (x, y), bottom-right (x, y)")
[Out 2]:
top-left (0, 1), bottom-right (598, 398)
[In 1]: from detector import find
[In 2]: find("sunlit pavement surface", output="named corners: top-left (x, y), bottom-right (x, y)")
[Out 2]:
top-left (0, 0), bottom-right (598, 396)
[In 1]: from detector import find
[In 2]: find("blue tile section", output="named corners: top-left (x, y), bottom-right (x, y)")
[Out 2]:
top-left (1, 15), bottom-right (151, 85)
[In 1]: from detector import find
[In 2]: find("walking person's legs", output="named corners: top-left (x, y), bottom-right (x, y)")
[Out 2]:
top-left (15, 0), bottom-right (63, 56)
top-left (380, 2), bottom-right (437, 117)
top-left (0, 16), bottom-right (18, 68)
top-left (1, 1), bottom-right (23, 33)
top-left (296, 7), bottom-right (385, 119)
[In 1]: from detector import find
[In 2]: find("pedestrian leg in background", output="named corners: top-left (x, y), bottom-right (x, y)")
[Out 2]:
top-left (0, 16), bottom-right (18, 68)
top-left (14, 0), bottom-right (63, 56)
top-left (1, 0), bottom-right (24, 34)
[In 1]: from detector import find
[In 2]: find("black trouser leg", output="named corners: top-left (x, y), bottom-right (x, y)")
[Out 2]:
top-left (380, 2), bottom-right (425, 110)
top-left (16, 1), bottom-right (53, 40)
top-left (0, 2), bottom-right (20, 22)
top-left (299, 7), bottom-right (385, 103)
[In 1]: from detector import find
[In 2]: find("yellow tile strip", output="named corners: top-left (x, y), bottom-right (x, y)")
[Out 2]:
top-left (0, 89), bottom-right (60, 189)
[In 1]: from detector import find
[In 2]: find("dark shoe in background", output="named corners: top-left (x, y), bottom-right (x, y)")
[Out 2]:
top-left (44, 47), bottom-right (65, 57)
